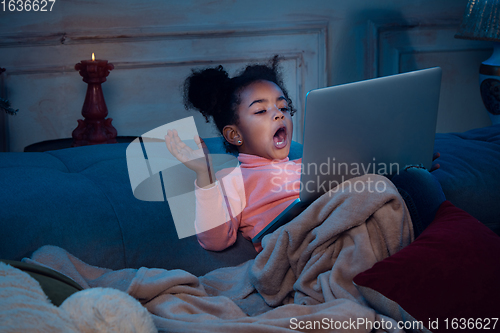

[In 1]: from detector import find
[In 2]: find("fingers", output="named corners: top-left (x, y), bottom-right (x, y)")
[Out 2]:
top-left (194, 135), bottom-right (201, 145)
top-left (430, 163), bottom-right (440, 172)
top-left (165, 130), bottom-right (179, 153)
top-left (195, 135), bottom-right (210, 156)
top-left (166, 130), bottom-right (187, 151)
top-left (430, 152), bottom-right (441, 172)
top-left (165, 130), bottom-right (174, 153)
top-left (170, 130), bottom-right (188, 151)
top-left (165, 130), bottom-right (189, 162)
top-left (194, 135), bottom-right (204, 151)
top-left (165, 139), bottom-right (182, 163)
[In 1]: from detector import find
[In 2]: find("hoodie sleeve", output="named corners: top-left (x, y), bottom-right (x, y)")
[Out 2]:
top-left (194, 166), bottom-right (245, 251)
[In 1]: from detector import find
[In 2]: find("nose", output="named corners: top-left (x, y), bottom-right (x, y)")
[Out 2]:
top-left (273, 107), bottom-right (285, 120)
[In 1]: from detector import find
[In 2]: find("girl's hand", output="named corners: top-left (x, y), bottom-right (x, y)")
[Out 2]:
top-left (430, 152), bottom-right (440, 172)
top-left (165, 130), bottom-right (214, 185)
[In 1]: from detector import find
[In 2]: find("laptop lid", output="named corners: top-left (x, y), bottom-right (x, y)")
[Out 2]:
top-left (299, 67), bottom-right (442, 204)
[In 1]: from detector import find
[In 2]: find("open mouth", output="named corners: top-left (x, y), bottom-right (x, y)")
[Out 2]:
top-left (273, 126), bottom-right (287, 149)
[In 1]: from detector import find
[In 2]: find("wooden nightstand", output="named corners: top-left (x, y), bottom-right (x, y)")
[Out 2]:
top-left (24, 136), bottom-right (140, 152)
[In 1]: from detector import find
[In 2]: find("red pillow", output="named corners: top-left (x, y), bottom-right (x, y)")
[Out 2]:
top-left (353, 201), bottom-right (500, 332)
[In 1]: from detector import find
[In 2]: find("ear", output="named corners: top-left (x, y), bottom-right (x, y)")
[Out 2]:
top-left (223, 125), bottom-right (242, 146)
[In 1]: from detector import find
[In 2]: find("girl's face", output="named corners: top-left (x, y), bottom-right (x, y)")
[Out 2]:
top-left (230, 80), bottom-right (293, 160)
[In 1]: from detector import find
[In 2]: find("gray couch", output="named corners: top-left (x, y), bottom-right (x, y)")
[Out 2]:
top-left (1, 125), bottom-right (499, 277)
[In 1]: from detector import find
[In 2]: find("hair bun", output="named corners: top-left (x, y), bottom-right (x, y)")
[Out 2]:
top-left (183, 65), bottom-right (229, 121)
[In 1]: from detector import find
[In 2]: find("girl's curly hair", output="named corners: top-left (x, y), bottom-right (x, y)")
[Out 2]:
top-left (183, 55), bottom-right (295, 154)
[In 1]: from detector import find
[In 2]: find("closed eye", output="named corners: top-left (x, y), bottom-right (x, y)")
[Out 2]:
top-left (255, 110), bottom-right (266, 114)
top-left (280, 107), bottom-right (290, 112)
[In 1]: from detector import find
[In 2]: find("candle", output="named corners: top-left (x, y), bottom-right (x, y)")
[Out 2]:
top-left (75, 54), bottom-right (114, 83)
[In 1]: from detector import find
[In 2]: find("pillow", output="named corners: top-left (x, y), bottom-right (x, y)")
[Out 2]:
top-left (433, 124), bottom-right (500, 235)
top-left (353, 200), bottom-right (500, 332)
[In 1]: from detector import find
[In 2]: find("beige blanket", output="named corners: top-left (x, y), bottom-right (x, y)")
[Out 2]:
top-left (23, 174), bottom-right (413, 332)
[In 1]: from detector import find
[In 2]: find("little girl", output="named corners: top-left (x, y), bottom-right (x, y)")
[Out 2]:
top-left (166, 56), bottom-right (445, 253)
top-left (165, 56), bottom-right (303, 252)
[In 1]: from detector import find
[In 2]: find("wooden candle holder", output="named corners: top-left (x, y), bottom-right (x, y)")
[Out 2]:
top-left (72, 57), bottom-right (117, 147)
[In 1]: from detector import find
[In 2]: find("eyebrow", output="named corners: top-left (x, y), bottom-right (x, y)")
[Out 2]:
top-left (248, 96), bottom-right (287, 108)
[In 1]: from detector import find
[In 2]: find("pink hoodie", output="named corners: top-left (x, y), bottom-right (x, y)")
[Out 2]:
top-left (194, 153), bottom-right (301, 252)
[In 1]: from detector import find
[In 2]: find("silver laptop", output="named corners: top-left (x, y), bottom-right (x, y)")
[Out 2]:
top-left (252, 67), bottom-right (442, 243)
